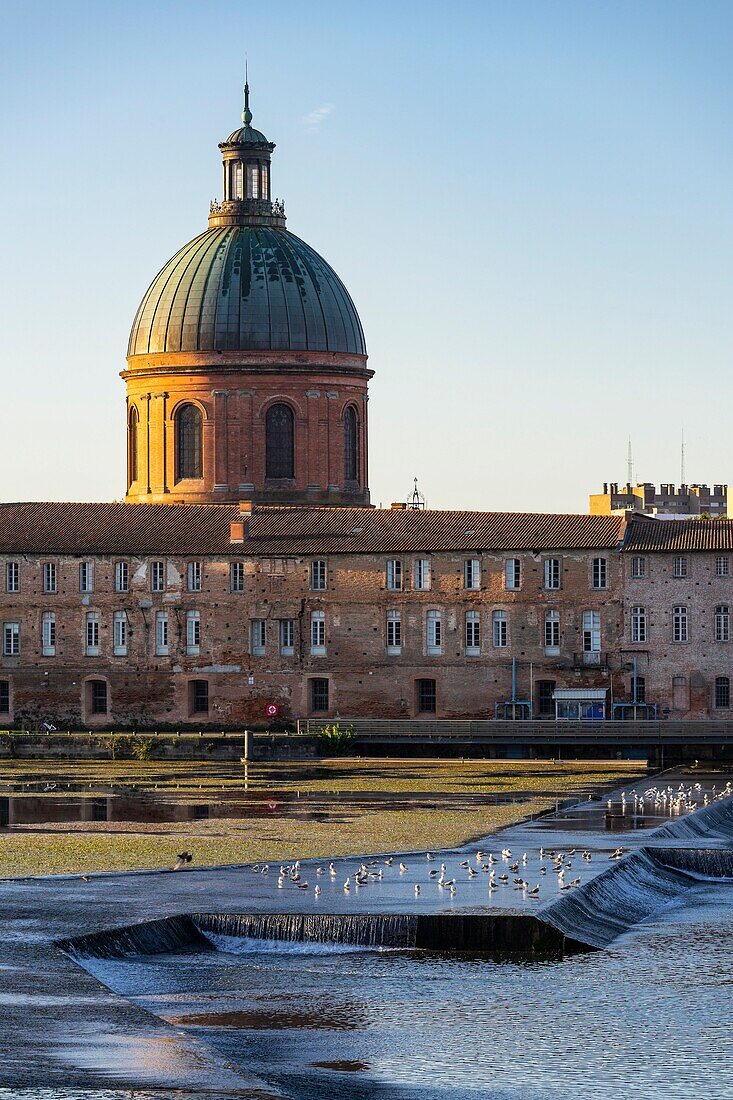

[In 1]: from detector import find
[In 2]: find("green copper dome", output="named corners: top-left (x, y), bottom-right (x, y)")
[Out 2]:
top-left (224, 123), bottom-right (271, 146)
top-left (128, 225), bottom-right (366, 357)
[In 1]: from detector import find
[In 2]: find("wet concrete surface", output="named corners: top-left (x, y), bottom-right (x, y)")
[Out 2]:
top-left (0, 768), bottom-right (728, 1095)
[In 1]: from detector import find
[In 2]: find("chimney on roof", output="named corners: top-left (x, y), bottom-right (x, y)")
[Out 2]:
top-left (391, 502), bottom-right (407, 510)
top-left (230, 521), bottom-right (245, 543)
top-left (238, 500), bottom-right (253, 514)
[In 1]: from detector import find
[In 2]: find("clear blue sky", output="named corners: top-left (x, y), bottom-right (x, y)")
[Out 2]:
top-left (1, 0), bottom-right (732, 512)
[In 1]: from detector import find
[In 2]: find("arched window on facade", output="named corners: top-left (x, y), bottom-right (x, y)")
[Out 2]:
top-left (175, 404), bottom-right (203, 481)
top-left (344, 405), bottom-right (359, 483)
top-left (266, 403), bottom-right (294, 479)
top-left (128, 406), bottom-right (139, 486)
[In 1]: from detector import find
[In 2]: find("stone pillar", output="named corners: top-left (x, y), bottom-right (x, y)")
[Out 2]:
top-left (306, 389), bottom-right (321, 492)
top-left (212, 390), bottom-right (230, 492)
top-left (326, 391), bottom-right (340, 493)
top-left (238, 390), bottom-right (255, 492)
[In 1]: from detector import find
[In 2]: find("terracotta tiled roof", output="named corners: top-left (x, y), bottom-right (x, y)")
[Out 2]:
top-left (622, 518), bottom-right (733, 552)
top-left (0, 502), bottom-right (625, 557)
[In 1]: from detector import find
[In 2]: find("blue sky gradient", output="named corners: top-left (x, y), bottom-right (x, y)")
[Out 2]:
top-left (2, 0), bottom-right (731, 511)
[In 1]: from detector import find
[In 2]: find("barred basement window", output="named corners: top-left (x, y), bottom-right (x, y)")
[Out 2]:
top-left (631, 606), bottom-right (647, 644)
top-left (544, 558), bottom-right (561, 590)
top-left (187, 561), bottom-right (202, 592)
top-left (265, 403), bottom-right (294, 479)
top-left (386, 609), bottom-right (402, 654)
top-left (114, 561), bottom-right (129, 593)
top-left (592, 557), bottom-right (608, 589)
top-left (310, 678), bottom-right (329, 713)
top-left (5, 562), bottom-right (19, 594)
top-left (190, 679), bottom-right (209, 715)
top-left (175, 404), bottom-right (203, 481)
top-left (715, 605), bottom-right (730, 643)
top-left (505, 558), bottom-right (521, 590)
top-left (673, 605), bottom-right (688, 643)
top-left (42, 612), bottom-right (56, 657)
top-left (715, 676), bottom-right (730, 709)
top-left (43, 562), bottom-right (57, 594)
top-left (417, 678), bottom-right (436, 713)
top-left (310, 560), bottom-right (327, 591)
top-left (344, 406), bottom-right (358, 482)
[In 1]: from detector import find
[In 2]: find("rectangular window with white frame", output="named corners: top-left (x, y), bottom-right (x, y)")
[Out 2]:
top-left (155, 611), bottom-right (169, 655)
top-left (386, 559), bottom-right (403, 591)
top-left (582, 610), bottom-right (601, 652)
top-left (113, 611), bottom-right (128, 656)
top-left (230, 561), bottom-right (245, 593)
top-left (151, 560), bottom-right (165, 593)
top-left (493, 610), bottom-right (508, 648)
top-left (114, 561), bottom-right (129, 593)
top-left (673, 605), bottom-right (688, 643)
top-left (310, 610), bottom-right (326, 655)
top-left (673, 555), bottom-right (688, 579)
top-left (187, 561), bottom-right (202, 592)
top-left (426, 609), bottom-right (442, 655)
top-left (279, 619), bottom-right (295, 656)
top-left (716, 556), bottom-right (730, 577)
top-left (79, 561), bottom-right (94, 593)
top-left (464, 559), bottom-right (480, 590)
top-left (250, 619), bottom-right (266, 656)
top-left (544, 558), bottom-right (561, 590)
top-left (544, 610), bottom-right (560, 654)
top-left (43, 562), bottom-right (57, 594)
top-left (631, 605), bottom-right (647, 643)
top-left (631, 555), bottom-right (646, 579)
top-left (592, 557), bottom-right (608, 589)
top-left (42, 612), bottom-right (56, 657)
top-left (413, 559), bottom-right (431, 591)
top-left (505, 559), bottom-right (521, 590)
top-left (3, 622), bottom-right (19, 657)
top-left (85, 612), bottom-right (100, 656)
top-left (310, 560), bottom-right (327, 591)
top-left (5, 562), bottom-right (19, 594)
top-left (715, 604), bottom-right (730, 643)
top-left (465, 610), bottom-right (480, 655)
top-left (186, 610), bottom-right (201, 656)
top-left (386, 609), bottom-right (402, 654)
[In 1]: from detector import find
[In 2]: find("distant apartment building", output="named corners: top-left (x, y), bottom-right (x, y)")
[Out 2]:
top-left (590, 482), bottom-right (729, 519)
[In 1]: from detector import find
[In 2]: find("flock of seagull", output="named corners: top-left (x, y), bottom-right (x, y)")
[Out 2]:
top-left (248, 843), bottom-right (627, 903)
top-left (612, 781), bottom-right (733, 818)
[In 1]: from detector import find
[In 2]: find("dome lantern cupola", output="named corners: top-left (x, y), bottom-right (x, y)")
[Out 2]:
top-left (209, 80), bottom-right (286, 229)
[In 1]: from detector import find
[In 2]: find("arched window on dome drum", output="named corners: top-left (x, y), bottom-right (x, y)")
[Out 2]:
top-left (128, 406), bottom-right (139, 487)
top-left (175, 404), bottom-right (203, 481)
top-left (344, 406), bottom-right (359, 483)
top-left (266, 404), bottom-right (294, 479)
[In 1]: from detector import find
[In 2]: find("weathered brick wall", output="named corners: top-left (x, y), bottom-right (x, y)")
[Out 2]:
top-left (0, 547), bottom-right (624, 727)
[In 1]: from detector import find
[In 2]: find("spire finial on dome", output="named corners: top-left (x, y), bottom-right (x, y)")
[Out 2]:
top-left (242, 60), bottom-right (252, 126)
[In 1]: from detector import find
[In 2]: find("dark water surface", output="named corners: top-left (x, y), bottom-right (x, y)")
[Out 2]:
top-left (81, 882), bottom-right (733, 1100)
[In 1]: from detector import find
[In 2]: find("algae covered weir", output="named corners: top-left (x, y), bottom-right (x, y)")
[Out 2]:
top-left (1, 772), bottom-right (733, 1099)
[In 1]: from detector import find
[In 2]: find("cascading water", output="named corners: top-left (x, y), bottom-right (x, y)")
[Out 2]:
top-left (649, 793), bottom-right (733, 844)
top-left (59, 913), bottom-right (211, 959)
top-left (193, 912), bottom-right (417, 949)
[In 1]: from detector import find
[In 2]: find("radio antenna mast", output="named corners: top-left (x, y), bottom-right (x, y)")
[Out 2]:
top-left (681, 427), bottom-right (686, 485)
top-left (626, 437), bottom-right (633, 486)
